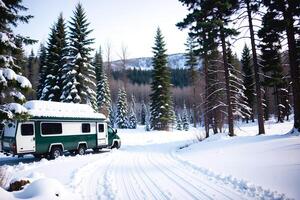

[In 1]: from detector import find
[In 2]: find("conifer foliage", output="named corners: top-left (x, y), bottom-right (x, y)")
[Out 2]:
top-left (60, 3), bottom-right (96, 109)
top-left (150, 28), bottom-right (174, 131)
top-left (116, 87), bottom-right (128, 129)
top-left (36, 44), bottom-right (47, 100)
top-left (41, 13), bottom-right (67, 101)
top-left (0, 0), bottom-right (35, 120)
top-left (241, 45), bottom-right (254, 123)
top-left (94, 48), bottom-right (111, 116)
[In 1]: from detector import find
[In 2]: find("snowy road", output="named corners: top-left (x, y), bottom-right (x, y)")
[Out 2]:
top-left (1, 125), bottom-right (294, 200)
top-left (67, 145), bottom-right (249, 200)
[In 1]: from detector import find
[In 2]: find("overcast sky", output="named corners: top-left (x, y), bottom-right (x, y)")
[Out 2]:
top-left (16, 0), bottom-right (190, 60)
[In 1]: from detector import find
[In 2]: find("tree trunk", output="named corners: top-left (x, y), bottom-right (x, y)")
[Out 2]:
top-left (204, 55), bottom-right (210, 138)
top-left (284, 1), bottom-right (300, 132)
top-left (220, 27), bottom-right (234, 136)
top-left (246, 0), bottom-right (265, 134)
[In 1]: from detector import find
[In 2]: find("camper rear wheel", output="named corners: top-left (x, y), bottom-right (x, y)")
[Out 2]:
top-left (77, 145), bottom-right (86, 156)
top-left (50, 146), bottom-right (62, 159)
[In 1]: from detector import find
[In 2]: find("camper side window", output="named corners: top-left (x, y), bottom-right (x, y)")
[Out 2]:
top-left (82, 123), bottom-right (90, 133)
top-left (98, 124), bottom-right (104, 132)
top-left (41, 123), bottom-right (62, 135)
top-left (21, 124), bottom-right (34, 136)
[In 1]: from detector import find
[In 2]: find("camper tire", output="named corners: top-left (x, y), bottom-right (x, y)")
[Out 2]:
top-left (111, 141), bottom-right (121, 149)
top-left (77, 145), bottom-right (86, 155)
top-left (50, 146), bottom-right (62, 159)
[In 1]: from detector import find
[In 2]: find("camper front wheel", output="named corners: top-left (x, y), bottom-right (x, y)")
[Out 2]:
top-left (51, 146), bottom-right (62, 159)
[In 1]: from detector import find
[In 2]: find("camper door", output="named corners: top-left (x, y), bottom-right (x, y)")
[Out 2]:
top-left (97, 123), bottom-right (107, 146)
top-left (16, 122), bottom-right (36, 153)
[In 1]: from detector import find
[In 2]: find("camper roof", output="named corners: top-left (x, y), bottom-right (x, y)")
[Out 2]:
top-left (24, 100), bottom-right (106, 120)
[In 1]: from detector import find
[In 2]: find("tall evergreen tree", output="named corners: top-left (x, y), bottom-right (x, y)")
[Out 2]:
top-left (227, 46), bottom-right (252, 121)
top-left (261, 0), bottom-right (300, 132)
top-left (241, 45), bottom-right (254, 123)
top-left (36, 43), bottom-right (47, 100)
top-left (116, 87), bottom-right (128, 129)
top-left (177, 0), bottom-right (239, 136)
top-left (0, 0), bottom-right (35, 120)
top-left (185, 35), bottom-right (198, 128)
top-left (258, 11), bottom-right (290, 123)
top-left (41, 13), bottom-right (67, 101)
top-left (95, 47), bottom-right (111, 116)
top-left (150, 28), bottom-right (173, 131)
top-left (60, 3), bottom-right (97, 109)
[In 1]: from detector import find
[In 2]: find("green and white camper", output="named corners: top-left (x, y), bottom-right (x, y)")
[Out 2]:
top-left (1, 100), bottom-right (121, 159)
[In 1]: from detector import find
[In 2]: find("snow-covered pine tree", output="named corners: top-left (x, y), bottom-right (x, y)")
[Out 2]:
top-left (182, 103), bottom-right (189, 131)
top-left (140, 101), bottom-right (147, 125)
top-left (109, 105), bottom-right (116, 128)
top-left (150, 28), bottom-right (173, 131)
top-left (41, 13), bottom-right (67, 101)
top-left (95, 47), bottom-right (111, 116)
top-left (0, 0), bottom-right (35, 120)
top-left (128, 106), bottom-right (137, 129)
top-left (227, 46), bottom-right (252, 121)
top-left (116, 87), bottom-right (128, 129)
top-left (36, 44), bottom-right (47, 99)
top-left (60, 3), bottom-right (97, 109)
top-left (241, 44), bottom-right (254, 123)
top-left (176, 114), bottom-right (183, 131)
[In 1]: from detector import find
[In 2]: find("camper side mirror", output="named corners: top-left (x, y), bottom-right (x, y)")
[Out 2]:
top-left (114, 129), bottom-right (118, 134)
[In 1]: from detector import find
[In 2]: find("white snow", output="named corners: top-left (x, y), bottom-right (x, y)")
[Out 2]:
top-left (0, 119), bottom-right (299, 199)
top-left (0, 178), bottom-right (78, 200)
top-left (24, 100), bottom-right (106, 119)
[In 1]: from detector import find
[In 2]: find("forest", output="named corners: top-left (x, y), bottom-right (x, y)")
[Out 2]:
top-left (0, 0), bottom-right (299, 135)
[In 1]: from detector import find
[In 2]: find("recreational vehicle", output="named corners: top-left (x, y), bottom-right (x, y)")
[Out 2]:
top-left (1, 101), bottom-right (121, 159)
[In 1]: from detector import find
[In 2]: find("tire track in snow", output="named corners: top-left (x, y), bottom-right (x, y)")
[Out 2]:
top-left (145, 150), bottom-right (214, 200)
top-left (159, 152), bottom-right (247, 200)
top-left (170, 148), bottom-right (289, 200)
top-left (133, 150), bottom-right (171, 200)
top-left (68, 153), bottom-right (114, 200)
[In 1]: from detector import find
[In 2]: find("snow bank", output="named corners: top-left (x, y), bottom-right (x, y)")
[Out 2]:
top-left (177, 120), bottom-right (300, 199)
top-left (0, 178), bottom-right (79, 200)
top-left (24, 100), bottom-right (106, 119)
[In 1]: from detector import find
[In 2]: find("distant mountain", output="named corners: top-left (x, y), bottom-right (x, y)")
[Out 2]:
top-left (110, 53), bottom-right (202, 71)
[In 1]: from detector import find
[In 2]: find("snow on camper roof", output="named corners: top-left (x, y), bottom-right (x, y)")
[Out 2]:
top-left (24, 100), bottom-right (106, 119)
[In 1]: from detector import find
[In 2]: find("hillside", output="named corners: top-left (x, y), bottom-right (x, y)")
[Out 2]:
top-left (110, 53), bottom-right (202, 71)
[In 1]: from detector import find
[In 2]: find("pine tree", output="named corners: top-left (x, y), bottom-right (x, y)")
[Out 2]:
top-left (176, 114), bottom-right (183, 131)
top-left (262, 0), bottom-right (300, 132)
top-left (36, 43), bottom-right (47, 99)
top-left (241, 44), bottom-right (254, 123)
top-left (60, 3), bottom-right (96, 109)
top-left (227, 46), bottom-right (252, 121)
top-left (185, 35), bottom-right (198, 128)
top-left (141, 101), bottom-right (147, 125)
top-left (128, 106), bottom-right (137, 129)
top-left (182, 103), bottom-right (189, 131)
top-left (116, 87), bottom-right (128, 129)
top-left (0, 0), bottom-right (35, 120)
top-left (258, 11), bottom-right (290, 123)
top-left (150, 28), bottom-right (173, 131)
top-left (177, 0), bottom-right (239, 136)
top-left (95, 47), bottom-right (111, 116)
top-left (41, 13), bottom-right (67, 101)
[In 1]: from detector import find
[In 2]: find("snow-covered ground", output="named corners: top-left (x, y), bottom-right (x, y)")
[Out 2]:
top-left (0, 119), bottom-right (299, 200)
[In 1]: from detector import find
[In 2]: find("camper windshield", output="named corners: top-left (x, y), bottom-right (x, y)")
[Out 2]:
top-left (4, 122), bottom-right (17, 137)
